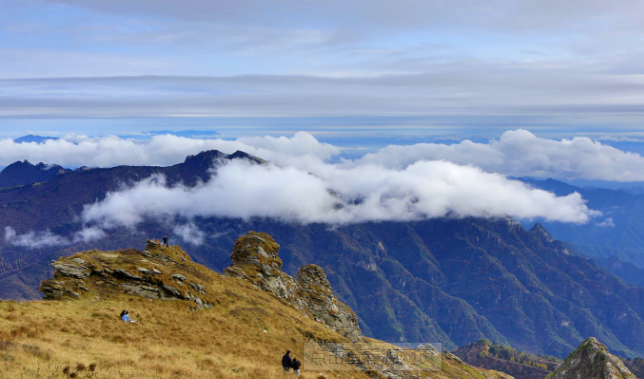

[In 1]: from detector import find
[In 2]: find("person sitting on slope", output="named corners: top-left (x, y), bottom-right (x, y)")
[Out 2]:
top-left (120, 310), bottom-right (136, 323)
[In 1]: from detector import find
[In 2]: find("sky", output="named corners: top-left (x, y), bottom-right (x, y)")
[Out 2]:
top-left (2, 1), bottom-right (644, 246)
top-left (1, 0), bottom-right (644, 142)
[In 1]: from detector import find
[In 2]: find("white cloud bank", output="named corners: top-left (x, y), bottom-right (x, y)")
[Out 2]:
top-left (81, 159), bottom-right (597, 230)
top-left (1, 130), bottom-right (643, 182)
top-left (0, 131), bottom-right (338, 168)
top-left (350, 129), bottom-right (644, 182)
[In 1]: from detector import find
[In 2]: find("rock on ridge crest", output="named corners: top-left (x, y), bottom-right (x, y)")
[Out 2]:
top-left (547, 337), bottom-right (636, 379)
top-left (224, 231), bottom-right (362, 341)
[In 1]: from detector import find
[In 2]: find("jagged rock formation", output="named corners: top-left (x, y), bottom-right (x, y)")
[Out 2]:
top-left (547, 337), bottom-right (636, 379)
top-left (224, 231), bottom-right (362, 341)
top-left (40, 240), bottom-right (214, 309)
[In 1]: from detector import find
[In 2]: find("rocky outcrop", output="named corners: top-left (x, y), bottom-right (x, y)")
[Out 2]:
top-left (224, 231), bottom-right (362, 341)
top-left (547, 337), bottom-right (636, 379)
top-left (453, 339), bottom-right (559, 379)
top-left (40, 241), bottom-right (214, 309)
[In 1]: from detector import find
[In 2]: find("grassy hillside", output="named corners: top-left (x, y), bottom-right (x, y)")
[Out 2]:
top-left (0, 241), bottom-right (512, 379)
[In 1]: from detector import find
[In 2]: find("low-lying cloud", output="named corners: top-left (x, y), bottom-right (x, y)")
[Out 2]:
top-left (4, 226), bottom-right (105, 249)
top-left (81, 159), bottom-right (597, 230)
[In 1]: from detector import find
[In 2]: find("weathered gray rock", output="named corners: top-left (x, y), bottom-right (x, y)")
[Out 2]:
top-left (297, 264), bottom-right (362, 342)
top-left (547, 337), bottom-right (636, 379)
top-left (52, 262), bottom-right (90, 279)
top-left (40, 247), bottom-right (212, 308)
top-left (224, 231), bottom-right (362, 341)
top-left (114, 269), bottom-right (142, 281)
top-left (161, 284), bottom-right (183, 298)
top-left (189, 282), bottom-right (206, 294)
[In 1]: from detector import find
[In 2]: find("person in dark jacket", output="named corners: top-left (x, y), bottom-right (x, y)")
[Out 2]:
top-left (282, 351), bottom-right (292, 372)
top-left (163, 235), bottom-right (168, 247)
top-left (291, 358), bottom-right (301, 376)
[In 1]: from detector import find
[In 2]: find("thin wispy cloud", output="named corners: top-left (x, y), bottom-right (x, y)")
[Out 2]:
top-left (3, 1), bottom-right (644, 131)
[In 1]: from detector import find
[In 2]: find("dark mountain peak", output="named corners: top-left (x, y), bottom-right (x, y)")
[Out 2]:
top-left (548, 337), bottom-right (635, 379)
top-left (9, 159), bottom-right (34, 167)
top-left (184, 150), bottom-right (227, 163)
top-left (229, 150), bottom-right (267, 164)
top-left (5, 160), bottom-right (61, 171)
top-left (530, 223), bottom-right (553, 243)
top-left (0, 160), bottom-right (70, 188)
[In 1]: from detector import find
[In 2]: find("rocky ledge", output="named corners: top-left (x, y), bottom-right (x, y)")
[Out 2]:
top-left (40, 240), bottom-right (214, 309)
top-left (223, 231), bottom-right (362, 341)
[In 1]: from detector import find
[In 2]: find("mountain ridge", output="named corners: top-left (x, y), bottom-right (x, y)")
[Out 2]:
top-left (3, 152), bottom-right (644, 359)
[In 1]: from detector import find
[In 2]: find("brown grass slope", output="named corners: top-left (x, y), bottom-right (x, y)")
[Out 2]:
top-left (1, 237), bottom-right (513, 379)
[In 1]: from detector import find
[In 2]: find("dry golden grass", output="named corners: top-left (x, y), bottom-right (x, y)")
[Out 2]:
top-left (0, 244), bottom-right (512, 379)
top-left (0, 288), bottom-right (365, 379)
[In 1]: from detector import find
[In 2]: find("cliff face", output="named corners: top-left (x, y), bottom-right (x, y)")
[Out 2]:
top-left (547, 337), bottom-right (636, 379)
top-left (223, 231), bottom-right (362, 341)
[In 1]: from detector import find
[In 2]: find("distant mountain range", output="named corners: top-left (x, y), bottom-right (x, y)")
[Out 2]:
top-left (520, 178), bottom-right (644, 273)
top-left (13, 135), bottom-right (59, 143)
top-left (3, 153), bottom-right (644, 358)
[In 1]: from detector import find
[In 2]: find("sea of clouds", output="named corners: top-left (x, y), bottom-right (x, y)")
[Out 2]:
top-left (4, 129), bottom-right (635, 247)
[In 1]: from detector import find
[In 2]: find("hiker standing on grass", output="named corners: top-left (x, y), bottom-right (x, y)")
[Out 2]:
top-left (282, 351), bottom-right (293, 372)
top-left (291, 357), bottom-right (301, 376)
top-left (163, 235), bottom-right (169, 247)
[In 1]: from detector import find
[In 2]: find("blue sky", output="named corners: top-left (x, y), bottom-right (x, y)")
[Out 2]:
top-left (1, 0), bottom-right (644, 143)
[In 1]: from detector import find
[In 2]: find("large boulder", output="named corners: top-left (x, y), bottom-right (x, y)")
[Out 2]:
top-left (224, 231), bottom-right (362, 341)
top-left (547, 337), bottom-right (636, 379)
